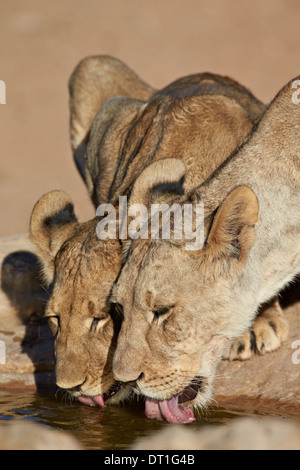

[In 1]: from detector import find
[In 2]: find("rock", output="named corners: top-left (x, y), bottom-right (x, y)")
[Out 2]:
top-left (0, 421), bottom-right (83, 450)
top-left (0, 233), bottom-right (55, 391)
top-left (0, 233), bottom-right (46, 322)
top-left (132, 416), bottom-right (300, 450)
top-left (214, 283), bottom-right (300, 412)
top-left (2, 250), bottom-right (47, 321)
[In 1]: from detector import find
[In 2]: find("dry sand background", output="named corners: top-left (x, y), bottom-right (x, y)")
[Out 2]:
top-left (0, 0), bottom-right (300, 236)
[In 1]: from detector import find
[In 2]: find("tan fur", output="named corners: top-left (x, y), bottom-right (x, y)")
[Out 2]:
top-left (229, 297), bottom-right (289, 360)
top-left (112, 76), bottom-right (299, 411)
top-left (205, 186), bottom-right (259, 270)
top-left (30, 56), bottom-right (265, 403)
top-left (69, 55), bottom-right (154, 180)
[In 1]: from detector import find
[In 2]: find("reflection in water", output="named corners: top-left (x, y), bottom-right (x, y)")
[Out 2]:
top-left (0, 391), bottom-right (299, 450)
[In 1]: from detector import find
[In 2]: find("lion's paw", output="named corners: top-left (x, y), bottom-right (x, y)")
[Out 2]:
top-left (228, 299), bottom-right (289, 361)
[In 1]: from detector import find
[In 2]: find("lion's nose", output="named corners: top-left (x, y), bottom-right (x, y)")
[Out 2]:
top-left (56, 376), bottom-right (87, 392)
top-left (133, 372), bottom-right (144, 383)
top-left (113, 363), bottom-right (145, 384)
top-left (113, 329), bottom-right (147, 383)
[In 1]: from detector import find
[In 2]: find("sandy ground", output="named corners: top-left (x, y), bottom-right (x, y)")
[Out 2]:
top-left (0, 0), bottom-right (300, 236)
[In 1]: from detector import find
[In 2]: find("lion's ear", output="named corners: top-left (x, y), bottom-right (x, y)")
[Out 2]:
top-left (69, 55), bottom-right (154, 180)
top-left (205, 186), bottom-right (259, 268)
top-left (30, 191), bottom-right (78, 285)
top-left (117, 158), bottom-right (186, 243)
top-left (128, 157), bottom-right (186, 208)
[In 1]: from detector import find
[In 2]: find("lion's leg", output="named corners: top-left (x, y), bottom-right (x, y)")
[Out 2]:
top-left (228, 296), bottom-right (289, 361)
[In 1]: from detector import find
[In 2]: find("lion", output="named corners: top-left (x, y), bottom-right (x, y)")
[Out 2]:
top-left (111, 76), bottom-right (299, 423)
top-left (30, 55), bottom-right (266, 408)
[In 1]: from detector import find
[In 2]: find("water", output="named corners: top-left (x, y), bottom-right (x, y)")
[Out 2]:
top-left (0, 390), bottom-right (299, 450)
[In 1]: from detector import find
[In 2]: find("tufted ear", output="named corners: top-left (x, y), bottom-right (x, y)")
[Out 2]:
top-left (128, 158), bottom-right (186, 208)
top-left (30, 191), bottom-right (78, 285)
top-left (205, 186), bottom-right (259, 269)
top-left (69, 55), bottom-right (155, 181)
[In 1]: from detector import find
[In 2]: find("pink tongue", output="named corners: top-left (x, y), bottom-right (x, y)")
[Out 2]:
top-left (145, 396), bottom-right (195, 424)
top-left (77, 395), bottom-right (105, 407)
top-left (145, 398), bottom-right (164, 420)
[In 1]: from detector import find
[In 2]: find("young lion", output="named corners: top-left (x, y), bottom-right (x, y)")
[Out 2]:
top-left (112, 76), bottom-right (299, 423)
top-left (30, 56), bottom-right (265, 408)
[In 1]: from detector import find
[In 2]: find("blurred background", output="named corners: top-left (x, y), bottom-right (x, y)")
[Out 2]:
top-left (0, 0), bottom-right (300, 236)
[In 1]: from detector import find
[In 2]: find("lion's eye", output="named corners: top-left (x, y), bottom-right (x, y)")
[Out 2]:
top-left (90, 317), bottom-right (100, 331)
top-left (89, 316), bottom-right (109, 332)
top-left (47, 315), bottom-right (60, 336)
top-left (152, 305), bottom-right (174, 319)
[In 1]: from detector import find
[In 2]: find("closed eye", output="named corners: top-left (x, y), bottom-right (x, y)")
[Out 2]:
top-left (90, 317), bottom-right (100, 331)
top-left (90, 316), bottom-right (109, 332)
top-left (152, 305), bottom-right (174, 319)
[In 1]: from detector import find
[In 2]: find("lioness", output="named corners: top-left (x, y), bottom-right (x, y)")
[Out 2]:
top-left (112, 77), bottom-right (299, 423)
top-left (30, 56), bottom-right (265, 407)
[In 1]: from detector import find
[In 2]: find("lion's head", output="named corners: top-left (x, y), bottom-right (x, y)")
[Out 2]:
top-left (112, 158), bottom-right (259, 423)
top-left (30, 191), bottom-right (130, 404)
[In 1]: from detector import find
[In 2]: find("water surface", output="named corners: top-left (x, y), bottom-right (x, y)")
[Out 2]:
top-left (1, 390), bottom-right (299, 449)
